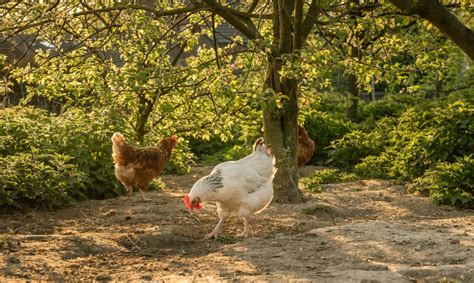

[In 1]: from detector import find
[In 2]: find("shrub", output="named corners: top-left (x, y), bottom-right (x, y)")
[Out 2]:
top-left (188, 123), bottom-right (260, 165)
top-left (334, 99), bottom-right (472, 182)
top-left (354, 152), bottom-right (393, 179)
top-left (0, 107), bottom-right (52, 155)
top-left (200, 144), bottom-right (251, 164)
top-left (386, 101), bottom-right (473, 181)
top-left (303, 110), bottom-right (351, 162)
top-left (0, 153), bottom-right (89, 208)
top-left (304, 92), bottom-right (352, 115)
top-left (411, 155), bottom-right (473, 208)
top-left (358, 94), bottom-right (425, 122)
top-left (327, 117), bottom-right (396, 168)
top-left (0, 107), bottom-right (124, 207)
top-left (162, 139), bottom-right (194, 174)
top-left (1, 106), bottom-right (199, 208)
top-left (47, 109), bottom-right (126, 198)
top-left (327, 95), bottom-right (473, 208)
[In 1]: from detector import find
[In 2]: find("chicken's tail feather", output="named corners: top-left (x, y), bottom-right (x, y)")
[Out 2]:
top-left (111, 132), bottom-right (125, 143)
top-left (252, 137), bottom-right (264, 151)
top-left (111, 132), bottom-right (127, 165)
top-left (254, 138), bottom-right (273, 157)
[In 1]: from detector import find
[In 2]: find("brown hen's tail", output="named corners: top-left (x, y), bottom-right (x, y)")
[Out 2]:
top-left (111, 132), bottom-right (127, 165)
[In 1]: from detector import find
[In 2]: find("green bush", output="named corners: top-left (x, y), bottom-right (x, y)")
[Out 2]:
top-left (0, 153), bottom-right (89, 208)
top-left (188, 123), bottom-right (260, 165)
top-left (47, 109), bottom-right (126, 198)
top-left (162, 139), bottom-right (194, 174)
top-left (303, 110), bottom-right (351, 162)
top-left (326, 95), bottom-right (473, 208)
top-left (386, 101), bottom-right (473, 181)
top-left (327, 117), bottom-right (396, 168)
top-left (1, 106), bottom-right (199, 208)
top-left (411, 155), bottom-right (473, 208)
top-left (304, 92), bottom-right (352, 116)
top-left (354, 152), bottom-right (393, 179)
top-left (0, 107), bottom-right (52, 155)
top-left (358, 94), bottom-right (425, 122)
top-left (332, 99), bottom-right (472, 180)
top-left (0, 107), bottom-right (124, 207)
top-left (200, 144), bottom-right (251, 164)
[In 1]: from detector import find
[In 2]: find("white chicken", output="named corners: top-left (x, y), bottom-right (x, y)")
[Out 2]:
top-left (184, 138), bottom-right (276, 238)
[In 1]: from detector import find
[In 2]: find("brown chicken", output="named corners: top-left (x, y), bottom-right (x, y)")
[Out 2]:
top-left (297, 125), bottom-right (315, 167)
top-left (111, 132), bottom-right (177, 200)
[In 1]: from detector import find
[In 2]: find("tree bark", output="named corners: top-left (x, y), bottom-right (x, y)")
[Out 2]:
top-left (135, 96), bottom-right (153, 143)
top-left (258, 0), bottom-right (303, 203)
top-left (346, 1), bottom-right (362, 122)
top-left (346, 71), bottom-right (359, 122)
top-left (200, 0), bottom-right (322, 203)
top-left (388, 0), bottom-right (474, 60)
top-left (263, 56), bottom-right (302, 203)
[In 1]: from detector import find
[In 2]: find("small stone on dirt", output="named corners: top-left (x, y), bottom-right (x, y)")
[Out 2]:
top-left (6, 255), bottom-right (20, 264)
top-left (2, 266), bottom-right (18, 276)
top-left (140, 274), bottom-right (152, 280)
top-left (102, 210), bottom-right (116, 217)
top-left (450, 239), bottom-right (460, 244)
top-left (95, 274), bottom-right (112, 281)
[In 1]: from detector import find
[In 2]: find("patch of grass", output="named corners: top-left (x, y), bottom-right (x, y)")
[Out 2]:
top-left (215, 235), bottom-right (237, 244)
top-left (150, 179), bottom-right (167, 191)
top-left (302, 204), bottom-right (331, 215)
top-left (301, 169), bottom-right (359, 193)
top-left (439, 277), bottom-right (462, 283)
top-left (0, 237), bottom-right (8, 249)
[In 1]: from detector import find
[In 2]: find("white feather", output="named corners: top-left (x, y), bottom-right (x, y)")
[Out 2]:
top-left (188, 140), bottom-right (276, 219)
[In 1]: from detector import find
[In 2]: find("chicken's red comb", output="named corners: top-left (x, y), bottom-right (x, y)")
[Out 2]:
top-left (184, 194), bottom-right (192, 209)
top-left (171, 135), bottom-right (177, 142)
top-left (183, 194), bottom-right (202, 209)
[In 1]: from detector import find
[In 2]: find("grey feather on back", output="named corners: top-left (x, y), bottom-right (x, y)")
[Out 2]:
top-left (205, 169), bottom-right (224, 192)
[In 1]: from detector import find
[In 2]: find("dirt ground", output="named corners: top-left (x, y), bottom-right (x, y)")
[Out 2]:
top-left (1, 166), bottom-right (473, 282)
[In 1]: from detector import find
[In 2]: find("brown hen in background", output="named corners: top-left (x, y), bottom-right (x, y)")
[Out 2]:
top-left (297, 125), bottom-right (315, 167)
top-left (111, 133), bottom-right (176, 200)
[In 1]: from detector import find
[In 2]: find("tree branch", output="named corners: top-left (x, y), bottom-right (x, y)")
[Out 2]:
top-left (202, 0), bottom-right (260, 40)
top-left (293, 0), bottom-right (303, 51)
top-left (388, 0), bottom-right (474, 60)
top-left (72, 3), bottom-right (209, 18)
top-left (301, 0), bottom-right (321, 42)
top-left (247, 0), bottom-right (259, 14)
top-left (278, 0), bottom-right (295, 53)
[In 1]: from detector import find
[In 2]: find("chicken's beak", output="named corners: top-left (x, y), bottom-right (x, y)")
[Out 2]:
top-left (191, 197), bottom-right (201, 210)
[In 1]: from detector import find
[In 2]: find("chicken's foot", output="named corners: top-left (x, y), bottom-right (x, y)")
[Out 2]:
top-left (139, 189), bottom-right (150, 201)
top-left (205, 217), bottom-right (225, 239)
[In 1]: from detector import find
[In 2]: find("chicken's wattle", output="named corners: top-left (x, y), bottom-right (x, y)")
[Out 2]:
top-left (183, 194), bottom-right (202, 209)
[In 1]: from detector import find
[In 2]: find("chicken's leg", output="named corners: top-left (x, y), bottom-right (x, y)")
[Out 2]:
top-left (238, 217), bottom-right (250, 237)
top-left (122, 185), bottom-right (133, 198)
top-left (138, 188), bottom-right (150, 201)
top-left (205, 216), bottom-right (226, 239)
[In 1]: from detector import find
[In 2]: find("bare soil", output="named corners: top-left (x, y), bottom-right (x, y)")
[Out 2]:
top-left (1, 166), bottom-right (473, 282)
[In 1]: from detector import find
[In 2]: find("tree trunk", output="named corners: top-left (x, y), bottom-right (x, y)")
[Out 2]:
top-left (135, 98), bottom-right (153, 143)
top-left (346, 72), bottom-right (359, 122)
top-left (263, 57), bottom-right (302, 203)
top-left (346, 44), bottom-right (361, 122)
top-left (203, 0), bottom-right (322, 203)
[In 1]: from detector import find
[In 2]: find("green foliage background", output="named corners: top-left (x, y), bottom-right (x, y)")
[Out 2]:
top-left (0, 1), bottom-right (473, 209)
